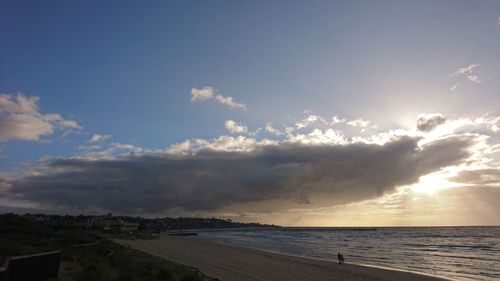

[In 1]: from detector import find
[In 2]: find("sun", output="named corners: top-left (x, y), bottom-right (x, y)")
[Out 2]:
top-left (411, 172), bottom-right (461, 195)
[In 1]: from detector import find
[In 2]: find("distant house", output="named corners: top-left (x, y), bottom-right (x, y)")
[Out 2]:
top-left (92, 217), bottom-right (121, 230)
top-left (120, 221), bottom-right (139, 232)
top-left (91, 215), bottom-right (138, 232)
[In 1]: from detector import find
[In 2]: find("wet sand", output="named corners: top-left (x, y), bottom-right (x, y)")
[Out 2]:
top-left (118, 236), bottom-right (450, 281)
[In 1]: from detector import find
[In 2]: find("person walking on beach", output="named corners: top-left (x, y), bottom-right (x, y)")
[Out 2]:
top-left (340, 253), bottom-right (345, 264)
top-left (337, 252), bottom-right (342, 264)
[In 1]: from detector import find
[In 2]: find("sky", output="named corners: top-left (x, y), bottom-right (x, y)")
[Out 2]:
top-left (1, 0), bottom-right (499, 226)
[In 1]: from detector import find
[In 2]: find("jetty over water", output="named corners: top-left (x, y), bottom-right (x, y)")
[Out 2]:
top-left (165, 227), bottom-right (378, 236)
top-left (165, 226), bottom-right (377, 236)
top-left (166, 227), bottom-right (281, 236)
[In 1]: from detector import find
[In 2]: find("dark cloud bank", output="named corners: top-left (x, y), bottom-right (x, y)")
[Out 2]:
top-left (6, 135), bottom-right (476, 215)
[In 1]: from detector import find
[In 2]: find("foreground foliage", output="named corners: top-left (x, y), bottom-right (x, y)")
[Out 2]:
top-left (0, 214), bottom-right (216, 281)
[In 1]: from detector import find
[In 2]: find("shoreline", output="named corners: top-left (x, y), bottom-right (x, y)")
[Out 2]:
top-left (202, 242), bottom-right (454, 281)
top-left (118, 236), bottom-right (451, 281)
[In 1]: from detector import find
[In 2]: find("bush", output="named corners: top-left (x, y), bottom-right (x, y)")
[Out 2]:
top-left (77, 264), bottom-right (103, 281)
top-left (158, 268), bottom-right (173, 280)
top-left (0, 214), bottom-right (217, 281)
top-left (180, 272), bottom-right (202, 281)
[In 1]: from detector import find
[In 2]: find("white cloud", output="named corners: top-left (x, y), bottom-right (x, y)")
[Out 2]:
top-left (166, 135), bottom-right (281, 156)
top-left (330, 116), bottom-right (346, 125)
top-left (203, 136), bottom-right (260, 151)
top-left (295, 115), bottom-right (327, 129)
top-left (347, 118), bottom-right (371, 128)
top-left (0, 93), bottom-right (81, 141)
top-left (225, 120), bottom-right (248, 134)
top-left (451, 64), bottom-right (483, 85)
top-left (191, 87), bottom-right (215, 102)
top-left (451, 64), bottom-right (480, 77)
top-left (214, 95), bottom-right (247, 110)
top-left (0, 94), bottom-right (40, 114)
top-left (79, 142), bottom-right (146, 160)
top-left (90, 134), bottom-right (111, 143)
top-left (112, 142), bottom-right (143, 153)
top-left (166, 140), bottom-right (192, 156)
top-left (248, 127), bottom-right (262, 137)
top-left (265, 123), bottom-right (282, 135)
top-left (473, 116), bottom-right (500, 133)
top-left (449, 83), bottom-right (459, 92)
top-left (78, 144), bottom-right (102, 151)
top-left (287, 128), bottom-right (347, 145)
top-left (190, 86), bottom-right (247, 110)
top-left (467, 75), bottom-right (481, 84)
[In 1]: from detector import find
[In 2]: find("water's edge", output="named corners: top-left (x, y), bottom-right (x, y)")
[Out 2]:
top-left (186, 236), bottom-right (455, 281)
top-left (185, 227), bottom-right (500, 281)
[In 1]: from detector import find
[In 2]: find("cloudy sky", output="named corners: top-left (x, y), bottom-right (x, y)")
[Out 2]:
top-left (1, 1), bottom-right (499, 226)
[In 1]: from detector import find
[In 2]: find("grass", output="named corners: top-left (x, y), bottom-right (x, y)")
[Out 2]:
top-left (0, 214), bottom-right (217, 281)
top-left (59, 240), bottom-right (211, 281)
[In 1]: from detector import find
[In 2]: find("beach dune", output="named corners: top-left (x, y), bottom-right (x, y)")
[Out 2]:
top-left (118, 236), bottom-right (448, 281)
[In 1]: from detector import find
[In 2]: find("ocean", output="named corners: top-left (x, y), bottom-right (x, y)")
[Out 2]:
top-left (191, 227), bottom-right (500, 281)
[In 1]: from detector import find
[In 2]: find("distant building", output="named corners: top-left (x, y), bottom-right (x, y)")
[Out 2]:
top-left (92, 217), bottom-right (121, 230)
top-left (120, 221), bottom-right (139, 232)
top-left (91, 215), bottom-right (138, 232)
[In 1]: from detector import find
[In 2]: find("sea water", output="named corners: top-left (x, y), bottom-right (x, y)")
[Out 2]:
top-left (192, 227), bottom-right (500, 281)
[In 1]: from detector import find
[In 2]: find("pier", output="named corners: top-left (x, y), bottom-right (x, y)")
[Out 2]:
top-left (165, 227), bottom-right (280, 236)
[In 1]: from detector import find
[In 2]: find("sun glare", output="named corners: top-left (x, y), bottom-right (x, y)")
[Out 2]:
top-left (411, 173), bottom-right (461, 195)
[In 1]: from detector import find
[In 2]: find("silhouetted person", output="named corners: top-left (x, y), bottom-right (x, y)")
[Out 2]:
top-left (337, 252), bottom-right (342, 264)
top-left (340, 254), bottom-right (345, 264)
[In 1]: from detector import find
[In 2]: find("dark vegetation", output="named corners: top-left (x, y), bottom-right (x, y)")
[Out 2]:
top-left (0, 213), bottom-right (217, 281)
top-left (10, 213), bottom-right (277, 233)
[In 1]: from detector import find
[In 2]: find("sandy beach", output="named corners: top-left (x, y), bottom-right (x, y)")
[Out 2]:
top-left (118, 236), bottom-right (449, 281)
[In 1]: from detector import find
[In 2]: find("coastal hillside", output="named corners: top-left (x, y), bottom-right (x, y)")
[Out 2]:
top-left (0, 213), bottom-right (217, 281)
